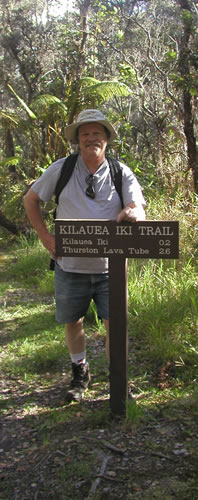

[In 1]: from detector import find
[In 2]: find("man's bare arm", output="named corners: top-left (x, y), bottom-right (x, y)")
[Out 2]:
top-left (23, 188), bottom-right (56, 259)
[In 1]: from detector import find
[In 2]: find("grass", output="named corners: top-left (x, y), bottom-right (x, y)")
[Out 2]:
top-left (1, 192), bottom-right (198, 413)
top-left (1, 194), bottom-right (198, 499)
top-left (2, 232), bottom-right (55, 291)
top-left (128, 258), bottom-right (198, 363)
top-left (125, 192), bottom-right (198, 379)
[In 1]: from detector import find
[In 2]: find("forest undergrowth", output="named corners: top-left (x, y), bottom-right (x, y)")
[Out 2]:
top-left (0, 193), bottom-right (198, 499)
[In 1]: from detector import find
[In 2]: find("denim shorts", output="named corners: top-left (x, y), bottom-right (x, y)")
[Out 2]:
top-left (55, 263), bottom-right (109, 323)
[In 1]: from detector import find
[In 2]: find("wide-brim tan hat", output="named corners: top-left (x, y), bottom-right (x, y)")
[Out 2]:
top-left (64, 109), bottom-right (117, 144)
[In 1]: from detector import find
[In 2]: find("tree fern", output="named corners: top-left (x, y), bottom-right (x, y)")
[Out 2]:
top-left (31, 94), bottom-right (68, 121)
top-left (80, 78), bottom-right (132, 101)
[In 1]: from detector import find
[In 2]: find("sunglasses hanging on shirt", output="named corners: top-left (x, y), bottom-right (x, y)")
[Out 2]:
top-left (85, 174), bottom-right (95, 199)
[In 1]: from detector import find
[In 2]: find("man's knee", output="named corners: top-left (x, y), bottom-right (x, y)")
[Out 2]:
top-left (66, 318), bottom-right (84, 333)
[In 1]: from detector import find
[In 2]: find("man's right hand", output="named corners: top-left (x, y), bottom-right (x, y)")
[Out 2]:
top-left (41, 233), bottom-right (56, 260)
top-left (24, 188), bottom-right (57, 259)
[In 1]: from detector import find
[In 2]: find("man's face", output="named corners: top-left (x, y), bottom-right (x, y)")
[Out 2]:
top-left (78, 123), bottom-right (109, 163)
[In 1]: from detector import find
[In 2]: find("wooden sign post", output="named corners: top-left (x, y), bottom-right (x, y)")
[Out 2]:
top-left (55, 220), bottom-right (179, 416)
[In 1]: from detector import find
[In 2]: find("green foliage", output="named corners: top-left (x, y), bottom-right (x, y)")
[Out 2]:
top-left (0, 156), bottom-right (20, 168)
top-left (125, 399), bottom-right (145, 428)
top-left (7, 84), bottom-right (37, 120)
top-left (182, 9), bottom-right (193, 24)
top-left (118, 64), bottom-right (137, 85)
top-left (165, 49), bottom-right (177, 61)
top-left (0, 110), bottom-right (22, 127)
top-left (127, 193), bottom-right (198, 372)
top-left (6, 235), bottom-right (53, 288)
top-left (0, 191), bottom-right (198, 500)
top-left (83, 79), bottom-right (132, 100)
top-left (1, 194), bottom-right (197, 389)
top-left (0, 180), bottom-right (26, 221)
top-left (31, 94), bottom-right (68, 121)
top-left (190, 87), bottom-right (197, 96)
top-left (0, 0), bottom-right (198, 236)
top-left (80, 77), bottom-right (132, 101)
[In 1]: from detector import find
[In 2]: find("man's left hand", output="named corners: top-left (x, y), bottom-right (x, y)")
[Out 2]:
top-left (116, 204), bottom-right (146, 223)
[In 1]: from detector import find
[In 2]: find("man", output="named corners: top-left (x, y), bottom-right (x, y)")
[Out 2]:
top-left (24, 109), bottom-right (146, 402)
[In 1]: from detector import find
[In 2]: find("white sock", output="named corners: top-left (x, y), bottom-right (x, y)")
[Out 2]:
top-left (70, 351), bottom-right (86, 365)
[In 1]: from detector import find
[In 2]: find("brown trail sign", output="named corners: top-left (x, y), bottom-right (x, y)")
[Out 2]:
top-left (55, 220), bottom-right (179, 416)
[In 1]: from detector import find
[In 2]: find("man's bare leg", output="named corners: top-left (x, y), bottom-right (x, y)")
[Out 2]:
top-left (65, 318), bottom-right (85, 355)
top-left (65, 318), bottom-right (90, 402)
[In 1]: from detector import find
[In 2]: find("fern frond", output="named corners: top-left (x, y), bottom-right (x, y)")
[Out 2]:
top-left (0, 156), bottom-right (20, 167)
top-left (7, 84), bottom-right (37, 119)
top-left (82, 80), bottom-right (132, 101)
top-left (32, 94), bottom-right (63, 109)
top-left (80, 77), bottom-right (100, 86)
top-left (0, 111), bottom-right (21, 127)
top-left (31, 94), bottom-right (68, 120)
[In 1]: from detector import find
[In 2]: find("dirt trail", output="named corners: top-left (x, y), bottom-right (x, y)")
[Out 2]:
top-left (0, 262), bottom-right (198, 499)
top-left (1, 352), bottom-right (198, 499)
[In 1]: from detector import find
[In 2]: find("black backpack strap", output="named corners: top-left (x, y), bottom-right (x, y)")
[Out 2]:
top-left (55, 152), bottom-right (79, 204)
top-left (55, 153), bottom-right (123, 207)
top-left (50, 153), bottom-right (79, 271)
top-left (106, 156), bottom-right (124, 208)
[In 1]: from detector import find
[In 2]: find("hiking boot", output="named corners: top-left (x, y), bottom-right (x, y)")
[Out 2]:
top-left (66, 362), bottom-right (91, 402)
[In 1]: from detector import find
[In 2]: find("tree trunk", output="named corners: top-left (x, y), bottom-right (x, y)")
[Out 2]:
top-left (178, 0), bottom-right (198, 193)
top-left (0, 209), bottom-right (28, 236)
top-left (67, 0), bottom-right (90, 125)
top-left (183, 89), bottom-right (198, 192)
top-left (0, 209), bottom-right (20, 234)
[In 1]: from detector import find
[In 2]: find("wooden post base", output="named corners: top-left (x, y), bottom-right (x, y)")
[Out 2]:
top-left (109, 257), bottom-right (128, 416)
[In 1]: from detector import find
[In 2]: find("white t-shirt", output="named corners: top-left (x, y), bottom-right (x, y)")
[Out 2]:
top-left (32, 155), bottom-right (145, 273)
